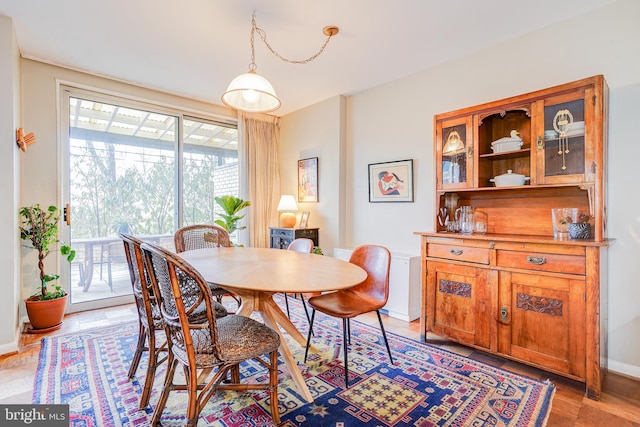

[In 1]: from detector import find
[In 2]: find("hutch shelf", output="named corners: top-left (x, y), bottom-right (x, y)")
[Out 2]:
top-left (415, 75), bottom-right (612, 399)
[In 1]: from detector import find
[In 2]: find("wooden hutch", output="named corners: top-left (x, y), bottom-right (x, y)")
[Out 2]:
top-left (415, 75), bottom-right (611, 399)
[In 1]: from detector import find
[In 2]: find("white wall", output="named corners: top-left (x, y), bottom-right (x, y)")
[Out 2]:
top-left (280, 96), bottom-right (346, 253)
top-left (281, 0), bottom-right (640, 378)
top-left (0, 15), bottom-right (21, 354)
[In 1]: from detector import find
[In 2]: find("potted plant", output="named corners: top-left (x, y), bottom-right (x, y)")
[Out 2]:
top-left (19, 204), bottom-right (76, 333)
top-left (214, 195), bottom-right (250, 236)
top-left (567, 213), bottom-right (593, 240)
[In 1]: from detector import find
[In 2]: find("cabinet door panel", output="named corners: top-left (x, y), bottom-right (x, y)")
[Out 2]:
top-left (502, 272), bottom-right (586, 377)
top-left (427, 261), bottom-right (491, 348)
top-left (436, 116), bottom-right (474, 190)
top-left (535, 89), bottom-right (595, 185)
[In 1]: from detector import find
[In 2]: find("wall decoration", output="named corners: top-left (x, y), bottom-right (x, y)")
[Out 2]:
top-left (298, 157), bottom-right (318, 202)
top-left (299, 211), bottom-right (310, 229)
top-left (368, 159), bottom-right (414, 202)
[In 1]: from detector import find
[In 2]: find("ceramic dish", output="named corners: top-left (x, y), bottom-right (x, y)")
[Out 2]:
top-left (491, 139), bottom-right (524, 153)
top-left (490, 170), bottom-right (530, 187)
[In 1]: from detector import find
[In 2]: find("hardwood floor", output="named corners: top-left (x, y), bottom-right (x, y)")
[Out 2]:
top-left (1, 303), bottom-right (639, 426)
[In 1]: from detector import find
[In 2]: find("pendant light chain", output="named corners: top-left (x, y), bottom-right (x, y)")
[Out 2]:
top-left (251, 13), bottom-right (337, 65)
top-left (248, 14), bottom-right (258, 72)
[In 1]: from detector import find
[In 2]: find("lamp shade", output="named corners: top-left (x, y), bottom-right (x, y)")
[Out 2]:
top-left (277, 195), bottom-right (298, 228)
top-left (277, 195), bottom-right (298, 212)
top-left (221, 70), bottom-right (281, 113)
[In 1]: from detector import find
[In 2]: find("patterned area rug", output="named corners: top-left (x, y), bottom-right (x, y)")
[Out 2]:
top-left (33, 298), bottom-right (555, 426)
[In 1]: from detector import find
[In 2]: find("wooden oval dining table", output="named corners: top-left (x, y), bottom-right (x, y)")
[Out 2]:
top-left (179, 246), bottom-right (367, 403)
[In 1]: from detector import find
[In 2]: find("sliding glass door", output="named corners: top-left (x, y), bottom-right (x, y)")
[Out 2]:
top-left (60, 86), bottom-right (238, 311)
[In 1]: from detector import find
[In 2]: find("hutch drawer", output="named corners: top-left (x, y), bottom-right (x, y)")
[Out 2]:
top-left (427, 243), bottom-right (490, 265)
top-left (496, 249), bottom-right (585, 275)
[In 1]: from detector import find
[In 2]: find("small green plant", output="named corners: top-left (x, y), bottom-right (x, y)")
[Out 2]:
top-left (19, 204), bottom-right (76, 300)
top-left (214, 195), bottom-right (250, 235)
top-left (312, 246), bottom-right (324, 255)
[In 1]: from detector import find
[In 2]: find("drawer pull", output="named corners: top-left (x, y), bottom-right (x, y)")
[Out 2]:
top-left (527, 256), bottom-right (546, 265)
top-left (450, 249), bottom-right (463, 256)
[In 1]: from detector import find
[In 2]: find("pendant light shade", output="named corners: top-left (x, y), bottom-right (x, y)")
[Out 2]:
top-left (221, 70), bottom-right (281, 113)
top-left (221, 13), bottom-right (338, 114)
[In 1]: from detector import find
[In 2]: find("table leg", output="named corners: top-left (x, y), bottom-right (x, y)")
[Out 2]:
top-left (232, 290), bottom-right (313, 403)
top-left (264, 298), bottom-right (307, 345)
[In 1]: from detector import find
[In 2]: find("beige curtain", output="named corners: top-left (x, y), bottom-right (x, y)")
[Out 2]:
top-left (238, 112), bottom-right (281, 248)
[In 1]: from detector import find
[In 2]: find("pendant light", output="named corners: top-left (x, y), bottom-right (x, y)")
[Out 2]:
top-left (222, 13), bottom-right (338, 113)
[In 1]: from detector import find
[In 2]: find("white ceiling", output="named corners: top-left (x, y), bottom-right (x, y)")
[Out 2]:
top-left (0, 0), bottom-right (616, 116)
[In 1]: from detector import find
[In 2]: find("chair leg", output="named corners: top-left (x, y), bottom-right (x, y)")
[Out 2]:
top-left (139, 328), bottom-right (158, 409)
top-left (304, 309), bottom-right (316, 363)
top-left (77, 262), bottom-right (85, 287)
top-left (347, 318), bottom-right (351, 344)
top-left (151, 354), bottom-right (177, 425)
top-left (343, 318), bottom-right (350, 388)
top-left (230, 365), bottom-right (240, 383)
top-left (185, 365), bottom-right (199, 426)
top-left (294, 294), bottom-right (316, 337)
top-left (299, 294), bottom-right (312, 323)
top-left (128, 321), bottom-right (145, 378)
top-left (284, 293), bottom-right (291, 318)
top-left (376, 310), bottom-right (394, 365)
top-left (269, 349), bottom-right (281, 424)
top-left (107, 260), bottom-right (114, 292)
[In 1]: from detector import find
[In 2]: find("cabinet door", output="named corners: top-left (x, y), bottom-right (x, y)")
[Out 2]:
top-left (426, 261), bottom-right (491, 349)
top-left (533, 88), bottom-right (597, 185)
top-left (436, 116), bottom-right (474, 190)
top-left (498, 271), bottom-right (586, 378)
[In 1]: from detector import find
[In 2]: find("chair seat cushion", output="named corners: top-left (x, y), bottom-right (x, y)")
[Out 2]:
top-left (171, 315), bottom-right (280, 368)
top-left (308, 291), bottom-right (385, 318)
top-left (217, 316), bottom-right (280, 363)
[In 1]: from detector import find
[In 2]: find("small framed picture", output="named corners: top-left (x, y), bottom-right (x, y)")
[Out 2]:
top-left (368, 159), bottom-right (414, 202)
top-left (298, 157), bottom-right (318, 202)
top-left (299, 211), bottom-right (310, 229)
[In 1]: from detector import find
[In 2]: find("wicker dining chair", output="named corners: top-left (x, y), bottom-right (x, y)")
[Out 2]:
top-left (140, 241), bottom-right (281, 426)
top-left (283, 238), bottom-right (315, 324)
top-left (120, 233), bottom-right (169, 409)
top-left (174, 224), bottom-right (241, 307)
top-left (121, 233), bottom-right (227, 409)
top-left (304, 244), bottom-right (394, 387)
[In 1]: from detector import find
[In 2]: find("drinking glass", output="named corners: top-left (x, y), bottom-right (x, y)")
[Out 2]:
top-left (551, 208), bottom-right (578, 239)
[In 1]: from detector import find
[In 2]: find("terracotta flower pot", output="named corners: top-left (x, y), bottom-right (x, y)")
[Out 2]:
top-left (24, 294), bottom-right (68, 333)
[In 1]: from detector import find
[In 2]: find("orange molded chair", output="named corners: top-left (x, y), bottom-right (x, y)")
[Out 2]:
top-left (304, 244), bottom-right (394, 387)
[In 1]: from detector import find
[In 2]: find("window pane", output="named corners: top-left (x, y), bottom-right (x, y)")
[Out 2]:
top-left (69, 96), bottom-right (177, 303)
top-left (182, 117), bottom-right (239, 236)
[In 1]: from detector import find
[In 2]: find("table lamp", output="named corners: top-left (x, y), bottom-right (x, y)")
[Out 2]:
top-left (277, 195), bottom-right (298, 228)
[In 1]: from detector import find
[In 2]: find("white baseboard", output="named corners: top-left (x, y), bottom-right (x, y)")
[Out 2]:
top-left (608, 359), bottom-right (640, 380)
top-left (0, 326), bottom-right (21, 356)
